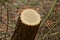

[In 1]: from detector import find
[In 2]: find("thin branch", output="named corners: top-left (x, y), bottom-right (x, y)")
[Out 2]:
top-left (38, 0), bottom-right (57, 32)
top-left (0, 1), bottom-right (3, 22)
top-left (4, 8), bottom-right (9, 40)
top-left (37, 0), bottom-right (57, 40)
top-left (42, 17), bottom-right (60, 40)
top-left (42, 24), bottom-right (56, 40)
top-left (47, 32), bottom-right (60, 37)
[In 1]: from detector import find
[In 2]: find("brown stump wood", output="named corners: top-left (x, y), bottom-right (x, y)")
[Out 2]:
top-left (11, 9), bottom-right (41, 40)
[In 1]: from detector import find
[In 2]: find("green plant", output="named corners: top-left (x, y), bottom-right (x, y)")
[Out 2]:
top-left (20, 0), bottom-right (27, 3)
top-left (30, 0), bottom-right (40, 6)
top-left (2, 0), bottom-right (9, 3)
top-left (15, 5), bottom-right (20, 9)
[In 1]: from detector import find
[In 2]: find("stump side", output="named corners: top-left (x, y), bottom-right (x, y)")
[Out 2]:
top-left (11, 17), bottom-right (40, 40)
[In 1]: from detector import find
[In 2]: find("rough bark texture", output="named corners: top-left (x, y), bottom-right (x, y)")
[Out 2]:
top-left (11, 16), bottom-right (40, 40)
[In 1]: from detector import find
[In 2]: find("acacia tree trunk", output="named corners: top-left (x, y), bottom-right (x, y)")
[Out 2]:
top-left (11, 9), bottom-right (41, 40)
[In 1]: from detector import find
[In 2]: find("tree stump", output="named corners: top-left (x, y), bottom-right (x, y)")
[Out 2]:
top-left (11, 9), bottom-right (41, 40)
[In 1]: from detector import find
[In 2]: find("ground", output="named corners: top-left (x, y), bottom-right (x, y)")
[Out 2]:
top-left (0, 0), bottom-right (60, 40)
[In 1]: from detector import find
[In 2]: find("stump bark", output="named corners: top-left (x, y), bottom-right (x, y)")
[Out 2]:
top-left (11, 9), bottom-right (41, 40)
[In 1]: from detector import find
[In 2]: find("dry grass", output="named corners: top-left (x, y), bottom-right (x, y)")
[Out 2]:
top-left (0, 0), bottom-right (60, 40)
